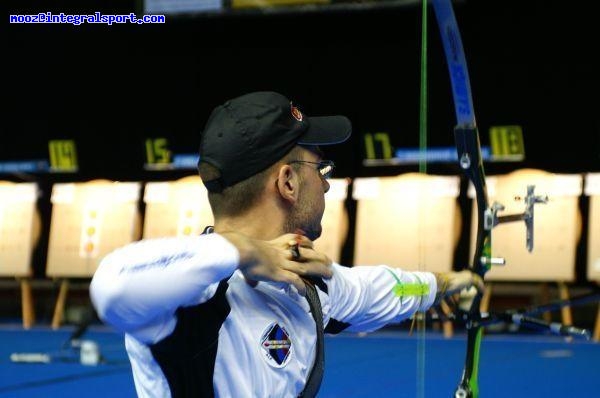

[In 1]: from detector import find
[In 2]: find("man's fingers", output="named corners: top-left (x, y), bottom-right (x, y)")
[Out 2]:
top-left (458, 271), bottom-right (485, 294)
top-left (295, 235), bottom-right (313, 248)
top-left (281, 233), bottom-right (313, 248)
top-left (305, 261), bottom-right (333, 279)
top-left (242, 233), bottom-right (330, 295)
top-left (282, 272), bottom-right (306, 296)
top-left (288, 244), bottom-right (301, 261)
top-left (443, 270), bottom-right (486, 296)
top-left (472, 274), bottom-right (485, 293)
top-left (286, 247), bottom-right (333, 279)
top-left (287, 246), bottom-right (331, 264)
top-left (298, 258), bottom-right (333, 279)
top-left (281, 259), bottom-right (333, 279)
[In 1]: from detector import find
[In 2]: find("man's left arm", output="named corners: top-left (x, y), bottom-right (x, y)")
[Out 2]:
top-left (324, 264), bottom-right (482, 333)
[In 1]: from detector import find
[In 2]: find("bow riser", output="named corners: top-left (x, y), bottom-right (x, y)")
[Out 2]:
top-left (454, 126), bottom-right (491, 278)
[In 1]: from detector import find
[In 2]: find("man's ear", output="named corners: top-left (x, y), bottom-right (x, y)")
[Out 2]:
top-left (275, 164), bottom-right (299, 204)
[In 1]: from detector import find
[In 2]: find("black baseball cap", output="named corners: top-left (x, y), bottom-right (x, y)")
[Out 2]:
top-left (199, 91), bottom-right (352, 192)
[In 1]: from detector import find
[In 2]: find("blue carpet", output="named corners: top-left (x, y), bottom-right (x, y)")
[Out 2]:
top-left (0, 326), bottom-right (134, 398)
top-left (1, 326), bottom-right (598, 397)
top-left (320, 331), bottom-right (600, 397)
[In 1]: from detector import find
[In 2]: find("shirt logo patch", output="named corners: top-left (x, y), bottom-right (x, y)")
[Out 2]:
top-left (260, 322), bottom-right (292, 368)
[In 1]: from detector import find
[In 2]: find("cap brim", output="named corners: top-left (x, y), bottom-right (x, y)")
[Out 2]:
top-left (298, 115), bottom-right (352, 145)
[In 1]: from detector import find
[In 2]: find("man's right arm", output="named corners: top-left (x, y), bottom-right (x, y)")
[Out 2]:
top-left (90, 232), bottom-right (332, 340)
top-left (90, 234), bottom-right (240, 337)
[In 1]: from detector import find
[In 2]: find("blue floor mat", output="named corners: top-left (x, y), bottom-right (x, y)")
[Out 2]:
top-left (1, 325), bottom-right (598, 397)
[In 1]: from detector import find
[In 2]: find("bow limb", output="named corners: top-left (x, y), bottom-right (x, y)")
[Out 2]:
top-left (431, 1), bottom-right (490, 397)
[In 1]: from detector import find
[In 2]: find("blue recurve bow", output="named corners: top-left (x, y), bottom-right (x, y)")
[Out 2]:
top-left (429, 1), bottom-right (493, 396)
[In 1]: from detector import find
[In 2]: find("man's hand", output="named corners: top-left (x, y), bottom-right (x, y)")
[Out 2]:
top-left (433, 270), bottom-right (485, 305)
top-left (219, 232), bottom-right (332, 296)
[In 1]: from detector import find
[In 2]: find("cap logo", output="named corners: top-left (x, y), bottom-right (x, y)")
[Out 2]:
top-left (290, 104), bottom-right (303, 122)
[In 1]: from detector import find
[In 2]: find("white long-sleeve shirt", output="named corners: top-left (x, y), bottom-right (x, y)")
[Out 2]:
top-left (90, 233), bottom-right (437, 398)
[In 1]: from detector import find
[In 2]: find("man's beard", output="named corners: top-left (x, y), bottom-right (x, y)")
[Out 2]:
top-left (284, 190), bottom-right (323, 241)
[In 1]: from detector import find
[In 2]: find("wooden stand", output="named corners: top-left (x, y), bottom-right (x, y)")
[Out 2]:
top-left (594, 283), bottom-right (600, 343)
top-left (51, 279), bottom-right (69, 329)
top-left (539, 282), bottom-right (572, 326)
top-left (585, 174), bottom-right (600, 342)
top-left (480, 282), bottom-right (493, 313)
top-left (594, 304), bottom-right (600, 342)
top-left (539, 282), bottom-right (552, 322)
top-left (46, 181), bottom-right (142, 329)
top-left (557, 282), bottom-right (573, 326)
top-left (0, 182), bottom-right (40, 329)
top-left (439, 299), bottom-right (454, 338)
top-left (19, 278), bottom-right (35, 329)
